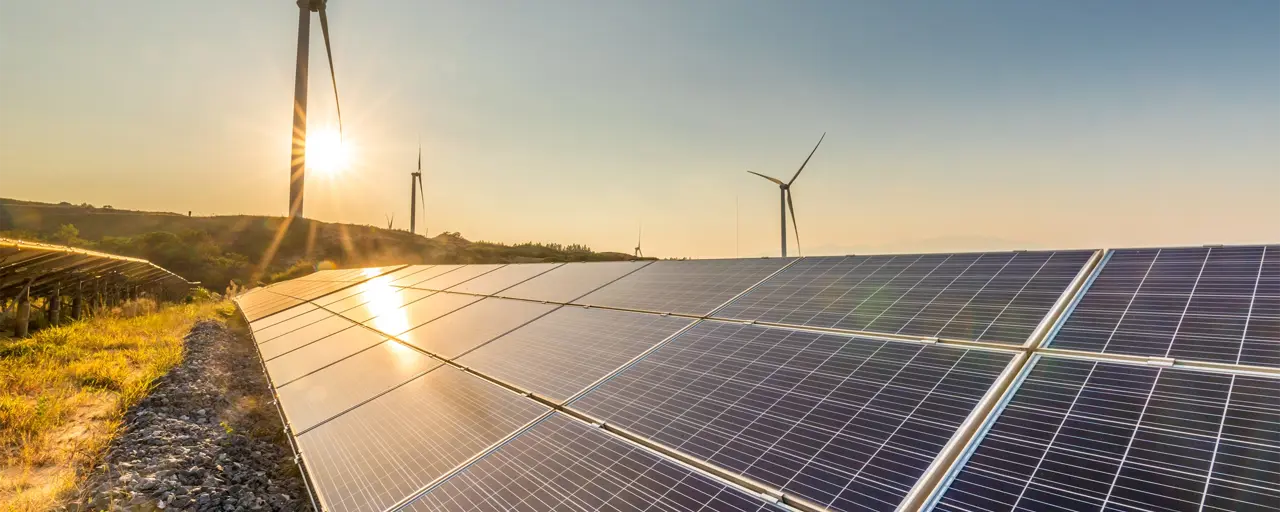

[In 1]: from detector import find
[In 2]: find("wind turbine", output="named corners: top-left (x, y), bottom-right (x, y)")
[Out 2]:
top-left (288, 0), bottom-right (344, 218)
top-left (747, 133), bottom-right (825, 258)
top-left (634, 224), bottom-right (644, 258)
top-left (409, 143), bottom-right (426, 235)
top-left (385, 213), bottom-right (395, 230)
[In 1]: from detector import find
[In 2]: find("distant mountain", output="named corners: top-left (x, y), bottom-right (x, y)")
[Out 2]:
top-left (0, 198), bottom-right (637, 291)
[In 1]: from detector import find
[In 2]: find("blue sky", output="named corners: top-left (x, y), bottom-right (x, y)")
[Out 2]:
top-left (2, 1), bottom-right (1277, 257)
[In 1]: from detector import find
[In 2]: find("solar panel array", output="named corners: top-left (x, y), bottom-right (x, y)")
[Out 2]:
top-left (233, 245), bottom-right (1280, 512)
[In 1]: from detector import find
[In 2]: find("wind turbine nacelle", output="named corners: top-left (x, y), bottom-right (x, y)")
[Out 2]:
top-left (298, 0), bottom-right (326, 12)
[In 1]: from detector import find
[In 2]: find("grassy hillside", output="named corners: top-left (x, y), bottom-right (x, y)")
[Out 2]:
top-left (1, 198), bottom-right (637, 290)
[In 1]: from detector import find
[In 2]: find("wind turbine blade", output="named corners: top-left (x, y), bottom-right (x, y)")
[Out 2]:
top-left (786, 190), bottom-right (801, 256)
top-left (747, 170), bottom-right (785, 186)
top-left (317, 6), bottom-right (343, 141)
top-left (417, 142), bottom-right (421, 171)
top-left (788, 132), bottom-right (825, 185)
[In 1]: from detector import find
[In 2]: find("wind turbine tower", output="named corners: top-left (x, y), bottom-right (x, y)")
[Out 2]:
top-left (289, 0), bottom-right (343, 218)
top-left (410, 144), bottom-right (426, 235)
top-left (747, 133), bottom-right (825, 258)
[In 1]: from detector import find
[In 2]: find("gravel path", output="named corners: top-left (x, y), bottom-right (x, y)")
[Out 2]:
top-left (67, 320), bottom-right (310, 511)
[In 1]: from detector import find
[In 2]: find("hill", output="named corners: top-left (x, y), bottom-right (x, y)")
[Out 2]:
top-left (0, 198), bottom-right (638, 290)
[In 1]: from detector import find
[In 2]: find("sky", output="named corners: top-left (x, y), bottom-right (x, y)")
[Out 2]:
top-left (2, 1), bottom-right (1277, 258)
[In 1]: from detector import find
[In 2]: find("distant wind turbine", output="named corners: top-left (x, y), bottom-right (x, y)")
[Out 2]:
top-left (634, 224), bottom-right (644, 258)
top-left (385, 213), bottom-right (395, 230)
top-left (409, 143), bottom-right (426, 235)
top-left (288, 0), bottom-right (344, 218)
top-left (747, 133), bottom-right (825, 258)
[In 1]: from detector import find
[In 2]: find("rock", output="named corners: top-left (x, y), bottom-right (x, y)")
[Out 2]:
top-left (67, 321), bottom-right (307, 512)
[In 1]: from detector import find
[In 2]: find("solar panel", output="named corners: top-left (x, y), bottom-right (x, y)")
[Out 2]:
top-left (575, 258), bottom-right (792, 316)
top-left (263, 324), bottom-right (388, 386)
top-left (266, 278), bottom-right (366, 303)
top-left (405, 264), bottom-right (506, 291)
top-left (446, 263), bottom-right (563, 296)
top-left (458, 306), bottom-right (694, 402)
top-left (715, 251), bottom-right (1094, 345)
top-left (258, 316), bottom-right (360, 360)
top-left (251, 307), bottom-right (336, 343)
top-left (329, 287), bottom-right (436, 323)
top-left (389, 264), bottom-right (464, 287)
top-left (1047, 245), bottom-right (1280, 367)
top-left (498, 261), bottom-right (652, 303)
top-left (238, 291), bottom-right (307, 321)
top-left (296, 366), bottom-right (548, 512)
top-left (359, 291), bottom-right (482, 339)
top-left (276, 340), bottom-right (441, 433)
top-left (248, 302), bottom-right (320, 332)
top-left (395, 297), bottom-right (558, 359)
top-left (570, 320), bottom-right (1015, 511)
top-left (931, 357), bottom-right (1280, 512)
top-left (403, 413), bottom-right (775, 512)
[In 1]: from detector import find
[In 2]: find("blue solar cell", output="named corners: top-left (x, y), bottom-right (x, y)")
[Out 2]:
top-left (1048, 245), bottom-right (1280, 367)
top-left (575, 258), bottom-right (792, 316)
top-left (404, 413), bottom-right (775, 511)
top-left (570, 321), bottom-right (1013, 511)
top-left (932, 357), bottom-right (1280, 512)
top-left (716, 251), bottom-right (1094, 345)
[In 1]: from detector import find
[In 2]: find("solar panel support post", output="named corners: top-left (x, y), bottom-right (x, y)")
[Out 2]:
top-left (48, 283), bottom-right (61, 327)
top-left (14, 278), bottom-right (31, 338)
top-left (71, 280), bottom-right (83, 321)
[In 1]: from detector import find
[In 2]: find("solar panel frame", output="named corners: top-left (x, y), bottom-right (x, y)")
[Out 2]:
top-left (926, 354), bottom-right (1280, 512)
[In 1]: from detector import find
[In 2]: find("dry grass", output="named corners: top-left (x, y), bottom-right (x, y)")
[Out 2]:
top-left (0, 299), bottom-right (232, 511)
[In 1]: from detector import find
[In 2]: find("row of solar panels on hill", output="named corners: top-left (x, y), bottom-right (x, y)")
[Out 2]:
top-left (233, 244), bottom-right (1279, 512)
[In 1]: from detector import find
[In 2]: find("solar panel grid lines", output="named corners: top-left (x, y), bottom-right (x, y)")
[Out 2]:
top-left (445, 263), bottom-right (564, 296)
top-left (895, 351), bottom-right (1032, 512)
top-left (401, 412), bottom-right (784, 512)
top-left (1045, 244), bottom-right (1280, 368)
top-left (249, 302), bottom-right (321, 332)
top-left (393, 296), bottom-right (561, 359)
top-left (574, 258), bottom-right (796, 317)
top-left (404, 264), bottom-right (508, 292)
top-left (458, 306), bottom-right (701, 403)
top-left (259, 315), bottom-right (365, 361)
top-left (264, 324), bottom-right (390, 386)
top-left (928, 355), bottom-right (1280, 512)
top-left (569, 320), bottom-right (1017, 512)
top-left (295, 367), bottom-right (551, 512)
top-left (712, 250), bottom-right (1097, 346)
top-left (497, 260), bottom-right (655, 304)
top-left (276, 341), bottom-right (444, 433)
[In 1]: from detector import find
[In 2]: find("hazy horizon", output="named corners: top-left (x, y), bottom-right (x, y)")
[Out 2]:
top-left (3, 1), bottom-right (1277, 258)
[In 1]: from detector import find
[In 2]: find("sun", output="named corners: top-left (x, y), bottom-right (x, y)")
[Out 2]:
top-left (306, 128), bottom-right (350, 175)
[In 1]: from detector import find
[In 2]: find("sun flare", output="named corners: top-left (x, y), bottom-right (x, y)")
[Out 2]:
top-left (305, 128), bottom-right (351, 175)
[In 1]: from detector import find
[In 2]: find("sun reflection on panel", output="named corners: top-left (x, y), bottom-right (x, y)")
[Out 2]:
top-left (384, 340), bottom-right (429, 373)
top-left (358, 278), bottom-right (412, 336)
